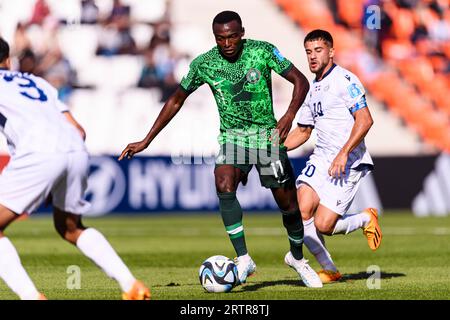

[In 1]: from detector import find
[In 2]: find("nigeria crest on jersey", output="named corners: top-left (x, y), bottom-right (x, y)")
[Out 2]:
top-left (246, 68), bottom-right (261, 84)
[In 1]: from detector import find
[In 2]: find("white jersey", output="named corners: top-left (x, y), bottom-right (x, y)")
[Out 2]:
top-left (0, 69), bottom-right (85, 157)
top-left (297, 64), bottom-right (373, 169)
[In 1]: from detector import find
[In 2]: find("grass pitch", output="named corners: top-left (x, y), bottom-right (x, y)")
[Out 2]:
top-left (0, 211), bottom-right (449, 300)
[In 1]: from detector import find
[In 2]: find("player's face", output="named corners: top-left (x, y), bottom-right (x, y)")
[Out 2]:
top-left (304, 40), bottom-right (334, 75)
top-left (213, 20), bottom-right (245, 58)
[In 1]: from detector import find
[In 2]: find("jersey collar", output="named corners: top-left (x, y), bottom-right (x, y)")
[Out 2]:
top-left (313, 63), bottom-right (337, 83)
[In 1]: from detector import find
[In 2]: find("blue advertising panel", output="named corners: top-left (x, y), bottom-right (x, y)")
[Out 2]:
top-left (84, 156), bottom-right (309, 215)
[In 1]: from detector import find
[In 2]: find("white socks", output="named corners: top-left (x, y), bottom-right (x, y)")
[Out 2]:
top-left (303, 218), bottom-right (337, 272)
top-left (76, 228), bottom-right (135, 293)
top-left (0, 237), bottom-right (40, 300)
top-left (332, 212), bottom-right (371, 235)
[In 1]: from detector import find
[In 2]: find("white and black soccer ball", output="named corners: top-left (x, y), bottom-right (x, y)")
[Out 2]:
top-left (199, 255), bottom-right (238, 293)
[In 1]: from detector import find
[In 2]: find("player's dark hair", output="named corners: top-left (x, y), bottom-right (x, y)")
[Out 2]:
top-left (0, 38), bottom-right (10, 63)
top-left (304, 29), bottom-right (333, 47)
top-left (212, 11), bottom-right (242, 28)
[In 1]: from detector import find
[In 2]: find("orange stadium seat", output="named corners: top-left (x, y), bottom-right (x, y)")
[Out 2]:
top-left (337, 0), bottom-right (365, 29)
top-left (397, 57), bottom-right (434, 84)
top-left (402, 93), bottom-right (433, 116)
top-left (274, 0), bottom-right (294, 10)
top-left (443, 131), bottom-right (450, 153)
top-left (444, 42), bottom-right (450, 59)
top-left (420, 111), bottom-right (450, 150)
top-left (367, 72), bottom-right (398, 103)
top-left (332, 26), bottom-right (364, 51)
top-left (382, 39), bottom-right (415, 61)
top-left (392, 9), bottom-right (416, 40)
top-left (422, 75), bottom-right (450, 116)
top-left (396, 57), bottom-right (450, 116)
top-left (285, 0), bottom-right (335, 30)
top-left (440, 95), bottom-right (450, 117)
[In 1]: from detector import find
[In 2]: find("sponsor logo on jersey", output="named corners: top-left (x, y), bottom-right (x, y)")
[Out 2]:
top-left (345, 74), bottom-right (351, 81)
top-left (246, 68), bottom-right (261, 84)
top-left (347, 83), bottom-right (362, 98)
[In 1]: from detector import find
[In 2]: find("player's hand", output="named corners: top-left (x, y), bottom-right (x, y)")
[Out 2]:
top-left (118, 140), bottom-right (148, 161)
top-left (276, 113), bottom-right (295, 143)
top-left (329, 150), bottom-right (349, 179)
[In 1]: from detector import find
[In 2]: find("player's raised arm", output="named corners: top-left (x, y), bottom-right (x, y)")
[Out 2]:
top-left (277, 66), bottom-right (310, 142)
top-left (284, 125), bottom-right (313, 151)
top-left (118, 87), bottom-right (189, 161)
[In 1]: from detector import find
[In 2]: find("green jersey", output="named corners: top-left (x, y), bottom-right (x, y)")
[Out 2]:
top-left (180, 39), bottom-right (293, 148)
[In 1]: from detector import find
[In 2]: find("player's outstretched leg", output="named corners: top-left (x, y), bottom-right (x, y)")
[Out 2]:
top-left (330, 207), bottom-right (382, 251)
top-left (0, 205), bottom-right (46, 300)
top-left (53, 208), bottom-right (150, 300)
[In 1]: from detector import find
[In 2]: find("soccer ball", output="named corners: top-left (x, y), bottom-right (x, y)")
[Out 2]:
top-left (198, 255), bottom-right (238, 293)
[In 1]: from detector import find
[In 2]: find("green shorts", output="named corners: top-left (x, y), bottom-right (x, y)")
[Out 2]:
top-left (215, 143), bottom-right (295, 189)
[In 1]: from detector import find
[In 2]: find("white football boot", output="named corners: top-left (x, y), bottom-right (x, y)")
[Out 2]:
top-left (234, 254), bottom-right (257, 285)
top-left (284, 252), bottom-right (323, 288)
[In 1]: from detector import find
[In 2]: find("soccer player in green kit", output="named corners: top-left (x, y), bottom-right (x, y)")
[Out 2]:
top-left (119, 11), bottom-right (322, 288)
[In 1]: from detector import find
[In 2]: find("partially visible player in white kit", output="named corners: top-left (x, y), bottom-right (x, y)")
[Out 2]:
top-left (0, 38), bottom-right (150, 300)
top-left (285, 30), bottom-right (382, 283)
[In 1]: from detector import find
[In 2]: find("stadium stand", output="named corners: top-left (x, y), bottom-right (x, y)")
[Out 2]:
top-left (274, 0), bottom-right (450, 153)
top-left (0, 0), bottom-right (443, 156)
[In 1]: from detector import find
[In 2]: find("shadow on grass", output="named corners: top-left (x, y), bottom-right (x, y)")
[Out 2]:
top-left (154, 272), bottom-right (407, 292)
top-left (342, 271), bottom-right (406, 281)
top-left (240, 271), bottom-right (406, 291)
top-left (241, 279), bottom-right (306, 291)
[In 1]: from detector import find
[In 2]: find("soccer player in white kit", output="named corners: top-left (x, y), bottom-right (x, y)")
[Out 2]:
top-left (285, 30), bottom-right (382, 283)
top-left (0, 38), bottom-right (149, 300)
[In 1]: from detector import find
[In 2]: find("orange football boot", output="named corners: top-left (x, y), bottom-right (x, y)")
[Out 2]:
top-left (317, 269), bottom-right (342, 283)
top-left (122, 280), bottom-right (150, 300)
top-left (363, 208), bottom-right (382, 251)
top-left (38, 293), bottom-right (48, 300)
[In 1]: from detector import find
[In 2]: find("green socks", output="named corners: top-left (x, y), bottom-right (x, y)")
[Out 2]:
top-left (282, 209), bottom-right (304, 260)
top-left (218, 192), bottom-right (247, 256)
top-left (218, 192), bottom-right (304, 260)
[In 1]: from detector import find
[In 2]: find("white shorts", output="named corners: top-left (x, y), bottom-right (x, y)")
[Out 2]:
top-left (0, 151), bottom-right (91, 215)
top-left (296, 155), bottom-right (371, 215)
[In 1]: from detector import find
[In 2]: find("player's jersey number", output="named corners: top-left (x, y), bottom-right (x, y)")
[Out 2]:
top-left (312, 101), bottom-right (323, 118)
top-left (2, 73), bottom-right (48, 102)
top-left (271, 160), bottom-right (289, 184)
top-left (303, 164), bottom-right (316, 177)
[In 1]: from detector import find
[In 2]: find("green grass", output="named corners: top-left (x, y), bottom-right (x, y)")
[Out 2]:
top-left (0, 211), bottom-right (449, 300)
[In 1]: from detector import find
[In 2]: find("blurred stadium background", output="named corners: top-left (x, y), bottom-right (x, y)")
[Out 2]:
top-left (0, 0), bottom-right (449, 217)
